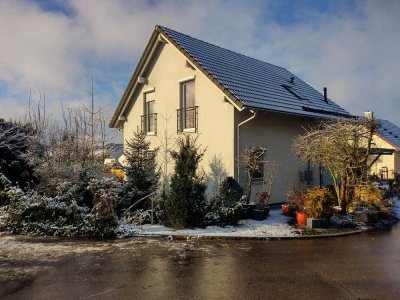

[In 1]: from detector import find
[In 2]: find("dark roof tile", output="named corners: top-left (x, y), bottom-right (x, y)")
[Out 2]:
top-left (377, 119), bottom-right (400, 150)
top-left (160, 26), bottom-right (350, 118)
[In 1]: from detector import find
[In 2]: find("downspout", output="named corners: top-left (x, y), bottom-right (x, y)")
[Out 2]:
top-left (237, 109), bottom-right (257, 183)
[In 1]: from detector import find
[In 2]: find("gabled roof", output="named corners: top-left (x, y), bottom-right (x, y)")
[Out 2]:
top-left (110, 25), bottom-right (350, 128)
top-left (376, 119), bottom-right (400, 150)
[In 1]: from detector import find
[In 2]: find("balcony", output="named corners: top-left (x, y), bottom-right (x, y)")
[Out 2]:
top-left (141, 113), bottom-right (157, 135)
top-left (177, 106), bottom-right (198, 133)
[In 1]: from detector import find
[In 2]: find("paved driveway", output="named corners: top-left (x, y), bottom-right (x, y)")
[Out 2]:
top-left (1, 224), bottom-right (400, 299)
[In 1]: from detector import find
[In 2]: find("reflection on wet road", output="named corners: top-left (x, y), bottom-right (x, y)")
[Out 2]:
top-left (1, 225), bottom-right (400, 299)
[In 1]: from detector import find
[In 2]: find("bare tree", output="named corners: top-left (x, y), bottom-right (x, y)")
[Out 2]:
top-left (157, 107), bottom-right (176, 191)
top-left (207, 154), bottom-right (228, 199)
top-left (293, 118), bottom-right (380, 212)
top-left (242, 146), bottom-right (267, 203)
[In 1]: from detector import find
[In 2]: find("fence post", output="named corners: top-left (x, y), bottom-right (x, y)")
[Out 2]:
top-left (151, 196), bottom-right (154, 225)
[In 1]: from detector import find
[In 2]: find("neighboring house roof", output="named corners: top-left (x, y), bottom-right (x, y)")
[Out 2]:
top-left (110, 25), bottom-right (350, 127)
top-left (106, 143), bottom-right (124, 158)
top-left (376, 119), bottom-right (400, 150)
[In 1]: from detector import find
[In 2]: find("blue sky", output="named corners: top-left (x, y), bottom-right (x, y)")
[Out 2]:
top-left (0, 0), bottom-right (399, 131)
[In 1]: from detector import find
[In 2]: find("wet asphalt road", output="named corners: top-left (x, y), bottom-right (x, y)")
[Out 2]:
top-left (1, 225), bottom-right (400, 300)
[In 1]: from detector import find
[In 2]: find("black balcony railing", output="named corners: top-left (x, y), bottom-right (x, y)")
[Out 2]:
top-left (141, 113), bottom-right (157, 134)
top-left (177, 106), bottom-right (198, 133)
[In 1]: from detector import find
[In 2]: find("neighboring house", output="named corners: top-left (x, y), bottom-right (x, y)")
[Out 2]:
top-left (102, 143), bottom-right (124, 166)
top-left (370, 119), bottom-right (400, 179)
top-left (109, 25), bottom-right (350, 204)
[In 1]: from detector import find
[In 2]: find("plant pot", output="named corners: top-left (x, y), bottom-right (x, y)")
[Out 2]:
top-left (307, 218), bottom-right (323, 229)
top-left (295, 211), bottom-right (307, 225)
top-left (252, 209), bottom-right (266, 221)
top-left (239, 207), bottom-right (252, 219)
top-left (281, 204), bottom-right (292, 216)
top-left (242, 203), bottom-right (257, 211)
top-left (263, 206), bottom-right (270, 217)
top-left (241, 204), bottom-right (257, 219)
top-left (354, 211), bottom-right (379, 223)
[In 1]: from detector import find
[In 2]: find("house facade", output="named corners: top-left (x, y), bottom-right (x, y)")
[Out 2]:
top-left (370, 119), bottom-right (400, 179)
top-left (110, 26), bottom-right (350, 204)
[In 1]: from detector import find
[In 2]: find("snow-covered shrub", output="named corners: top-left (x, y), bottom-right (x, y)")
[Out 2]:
top-left (123, 209), bottom-right (152, 226)
top-left (86, 177), bottom-right (121, 238)
top-left (218, 177), bottom-right (243, 207)
top-left (348, 184), bottom-right (391, 217)
top-left (204, 211), bottom-right (221, 226)
top-left (205, 177), bottom-right (243, 226)
top-left (0, 120), bottom-right (35, 188)
top-left (3, 184), bottom-right (89, 235)
top-left (0, 173), bottom-right (12, 206)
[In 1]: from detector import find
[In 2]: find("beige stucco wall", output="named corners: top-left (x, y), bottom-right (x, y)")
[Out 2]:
top-left (121, 34), bottom-right (321, 204)
top-left (122, 39), bottom-right (235, 183)
top-left (370, 134), bottom-right (399, 179)
top-left (235, 110), bottom-right (318, 204)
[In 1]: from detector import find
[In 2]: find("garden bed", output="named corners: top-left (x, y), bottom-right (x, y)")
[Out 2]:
top-left (117, 196), bottom-right (400, 240)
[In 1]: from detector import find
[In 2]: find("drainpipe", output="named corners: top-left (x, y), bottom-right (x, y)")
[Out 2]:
top-left (237, 109), bottom-right (257, 183)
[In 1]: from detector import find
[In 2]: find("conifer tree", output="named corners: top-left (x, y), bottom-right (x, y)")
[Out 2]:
top-left (163, 135), bottom-right (206, 228)
top-left (120, 128), bottom-right (160, 211)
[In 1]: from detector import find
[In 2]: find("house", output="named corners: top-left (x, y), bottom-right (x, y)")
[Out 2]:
top-left (370, 119), bottom-right (400, 180)
top-left (109, 25), bottom-right (350, 204)
top-left (102, 143), bottom-right (124, 166)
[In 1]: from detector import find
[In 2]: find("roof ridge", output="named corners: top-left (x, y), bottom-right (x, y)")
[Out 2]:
top-left (157, 25), bottom-right (288, 73)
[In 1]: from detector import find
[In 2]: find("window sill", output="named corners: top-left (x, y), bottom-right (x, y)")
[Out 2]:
top-left (146, 132), bottom-right (156, 136)
top-left (183, 128), bottom-right (196, 133)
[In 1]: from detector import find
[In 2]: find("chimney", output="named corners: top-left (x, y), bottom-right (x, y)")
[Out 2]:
top-left (364, 111), bottom-right (374, 120)
top-left (290, 76), bottom-right (295, 84)
top-left (323, 87), bottom-right (328, 103)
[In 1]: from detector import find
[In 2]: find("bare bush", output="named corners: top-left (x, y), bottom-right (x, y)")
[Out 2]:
top-left (293, 118), bottom-right (380, 212)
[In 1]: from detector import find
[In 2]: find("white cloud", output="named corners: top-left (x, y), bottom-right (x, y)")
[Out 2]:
top-left (245, 0), bottom-right (400, 124)
top-left (0, 0), bottom-right (399, 127)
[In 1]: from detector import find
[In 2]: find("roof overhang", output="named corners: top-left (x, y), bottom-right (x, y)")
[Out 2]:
top-left (368, 148), bottom-right (396, 155)
top-left (374, 132), bottom-right (400, 151)
top-left (109, 28), bottom-right (162, 128)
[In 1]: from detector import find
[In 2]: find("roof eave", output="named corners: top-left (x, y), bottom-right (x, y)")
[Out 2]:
top-left (374, 132), bottom-right (400, 151)
top-left (109, 28), bottom-right (161, 128)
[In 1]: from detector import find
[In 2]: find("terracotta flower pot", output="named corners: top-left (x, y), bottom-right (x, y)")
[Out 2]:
top-left (295, 211), bottom-right (307, 225)
top-left (281, 204), bottom-right (291, 215)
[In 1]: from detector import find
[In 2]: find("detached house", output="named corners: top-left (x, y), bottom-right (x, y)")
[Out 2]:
top-left (370, 119), bottom-right (400, 179)
top-left (109, 25), bottom-right (350, 204)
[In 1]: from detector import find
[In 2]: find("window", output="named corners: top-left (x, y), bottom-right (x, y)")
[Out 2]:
top-left (252, 149), bottom-right (266, 182)
top-left (142, 91), bottom-right (157, 134)
top-left (182, 80), bottom-right (195, 109)
top-left (177, 80), bottom-right (198, 133)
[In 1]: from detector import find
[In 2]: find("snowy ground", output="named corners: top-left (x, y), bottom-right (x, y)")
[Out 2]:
top-left (390, 196), bottom-right (400, 219)
top-left (118, 208), bottom-right (298, 238)
top-left (118, 197), bottom-right (400, 239)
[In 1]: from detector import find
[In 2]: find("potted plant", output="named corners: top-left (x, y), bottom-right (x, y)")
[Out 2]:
top-left (303, 187), bottom-right (335, 229)
top-left (287, 184), bottom-right (307, 225)
top-left (258, 191), bottom-right (270, 216)
top-left (295, 210), bottom-right (307, 225)
top-left (250, 192), bottom-right (269, 221)
top-left (240, 195), bottom-right (257, 219)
